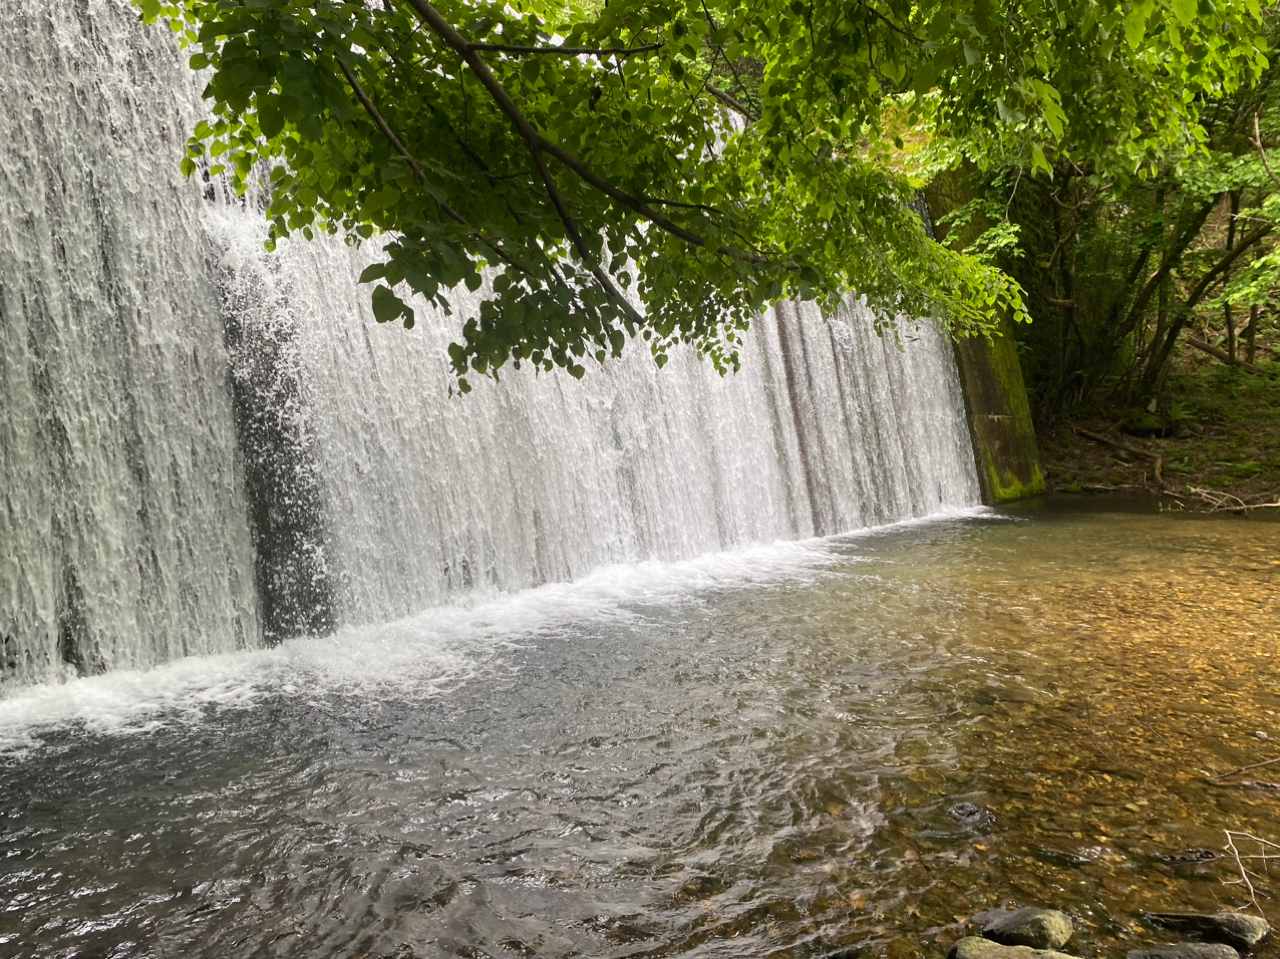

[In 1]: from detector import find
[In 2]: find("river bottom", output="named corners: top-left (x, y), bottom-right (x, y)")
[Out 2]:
top-left (1, 498), bottom-right (1277, 959)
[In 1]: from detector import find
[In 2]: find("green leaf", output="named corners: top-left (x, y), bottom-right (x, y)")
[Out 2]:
top-left (1123, 2), bottom-right (1149, 48)
top-left (371, 284), bottom-right (407, 324)
top-left (1030, 142), bottom-right (1051, 176)
top-left (258, 101), bottom-right (285, 139)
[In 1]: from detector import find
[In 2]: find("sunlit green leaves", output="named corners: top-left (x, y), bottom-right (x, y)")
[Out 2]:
top-left (133, 0), bottom-right (1267, 386)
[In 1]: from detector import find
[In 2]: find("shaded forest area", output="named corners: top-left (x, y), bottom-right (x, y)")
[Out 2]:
top-left (935, 19), bottom-right (1280, 507)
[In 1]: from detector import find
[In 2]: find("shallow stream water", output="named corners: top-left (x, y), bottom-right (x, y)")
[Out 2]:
top-left (2, 498), bottom-right (1277, 959)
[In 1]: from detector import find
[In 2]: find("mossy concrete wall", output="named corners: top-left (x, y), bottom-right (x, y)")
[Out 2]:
top-left (924, 172), bottom-right (1045, 504)
top-left (952, 321), bottom-right (1046, 503)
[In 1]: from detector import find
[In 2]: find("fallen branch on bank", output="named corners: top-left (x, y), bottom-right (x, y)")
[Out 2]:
top-left (1074, 427), bottom-right (1165, 486)
top-left (1186, 337), bottom-right (1273, 377)
top-left (1185, 487), bottom-right (1280, 513)
top-left (1077, 482), bottom-right (1150, 493)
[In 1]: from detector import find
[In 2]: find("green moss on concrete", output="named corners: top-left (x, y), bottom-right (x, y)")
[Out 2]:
top-left (965, 321), bottom-right (1046, 503)
top-left (984, 445), bottom-right (1047, 503)
top-left (958, 330), bottom-right (1046, 503)
top-left (924, 169), bottom-right (1045, 505)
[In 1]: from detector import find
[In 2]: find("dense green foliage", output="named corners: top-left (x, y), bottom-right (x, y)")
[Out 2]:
top-left (137, 0), bottom-right (1268, 387)
top-left (924, 10), bottom-right (1280, 413)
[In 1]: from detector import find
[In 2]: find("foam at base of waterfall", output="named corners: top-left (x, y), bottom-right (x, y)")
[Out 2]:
top-left (0, 507), bottom-right (987, 755)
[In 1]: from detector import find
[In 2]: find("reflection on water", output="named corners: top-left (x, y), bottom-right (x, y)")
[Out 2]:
top-left (1, 499), bottom-right (1277, 959)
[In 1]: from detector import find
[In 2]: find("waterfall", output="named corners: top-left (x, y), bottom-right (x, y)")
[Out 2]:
top-left (0, 0), bottom-right (980, 690)
top-left (0, 2), bottom-right (261, 687)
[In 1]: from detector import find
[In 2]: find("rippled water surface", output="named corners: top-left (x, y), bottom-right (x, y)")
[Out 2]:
top-left (3, 500), bottom-right (1278, 959)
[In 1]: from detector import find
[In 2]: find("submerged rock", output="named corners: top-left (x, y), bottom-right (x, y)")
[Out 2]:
top-left (974, 907), bottom-right (1074, 950)
top-left (1127, 944), bottom-right (1241, 959)
top-left (1156, 849), bottom-right (1219, 864)
top-left (948, 936), bottom-right (1072, 959)
top-left (1031, 847), bottom-right (1094, 868)
top-left (1145, 913), bottom-right (1272, 951)
top-left (948, 802), bottom-right (996, 828)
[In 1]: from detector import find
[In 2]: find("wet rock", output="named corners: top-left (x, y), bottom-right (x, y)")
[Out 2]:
top-left (1127, 944), bottom-right (1241, 959)
top-left (948, 802), bottom-right (995, 828)
top-left (1156, 849), bottom-right (1218, 864)
top-left (674, 875), bottom-right (727, 901)
top-left (951, 938), bottom-right (1003, 959)
top-left (1032, 847), bottom-right (1094, 868)
top-left (1243, 782), bottom-right (1280, 793)
top-left (1146, 913), bottom-right (1272, 951)
top-left (975, 907), bottom-right (1074, 950)
top-left (947, 936), bottom-right (1072, 959)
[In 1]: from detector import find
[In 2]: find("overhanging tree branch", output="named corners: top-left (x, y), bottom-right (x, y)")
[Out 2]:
top-left (391, 0), bottom-right (646, 324)
top-left (336, 56), bottom-right (543, 282)
top-left (397, 0), bottom-right (782, 271)
top-left (704, 82), bottom-right (759, 122)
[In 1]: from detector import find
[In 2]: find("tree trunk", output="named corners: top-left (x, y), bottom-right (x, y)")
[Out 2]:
top-left (1137, 220), bottom-right (1273, 398)
top-left (1224, 191), bottom-right (1239, 362)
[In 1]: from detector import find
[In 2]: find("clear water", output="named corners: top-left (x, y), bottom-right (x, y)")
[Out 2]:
top-left (4, 500), bottom-right (1277, 959)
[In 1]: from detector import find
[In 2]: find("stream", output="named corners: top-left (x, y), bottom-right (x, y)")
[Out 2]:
top-left (2, 497), bottom-right (1277, 959)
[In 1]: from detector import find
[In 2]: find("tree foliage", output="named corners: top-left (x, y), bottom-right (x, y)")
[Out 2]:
top-left (935, 9), bottom-right (1280, 413)
top-left (135, 0), bottom-right (1268, 387)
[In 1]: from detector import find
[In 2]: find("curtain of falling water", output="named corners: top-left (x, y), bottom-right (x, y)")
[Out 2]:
top-left (0, 0), bottom-right (980, 687)
top-left (211, 214), bottom-right (981, 628)
top-left (0, 2), bottom-right (260, 686)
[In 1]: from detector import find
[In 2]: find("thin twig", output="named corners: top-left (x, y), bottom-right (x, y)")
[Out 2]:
top-left (1186, 488), bottom-right (1280, 513)
top-left (1212, 756), bottom-right (1280, 781)
top-left (140, 906), bottom-right (168, 959)
top-left (1224, 831), bottom-right (1277, 916)
top-left (469, 42), bottom-right (663, 57)
top-left (1254, 115), bottom-right (1280, 190)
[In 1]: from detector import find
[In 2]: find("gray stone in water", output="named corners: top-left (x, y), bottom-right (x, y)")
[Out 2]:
top-left (976, 907), bottom-right (1075, 950)
top-left (948, 802), bottom-right (995, 828)
top-left (1127, 944), bottom-right (1242, 959)
top-left (1146, 913), bottom-right (1272, 952)
top-left (948, 937), bottom-right (1073, 959)
top-left (1156, 849), bottom-right (1219, 864)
